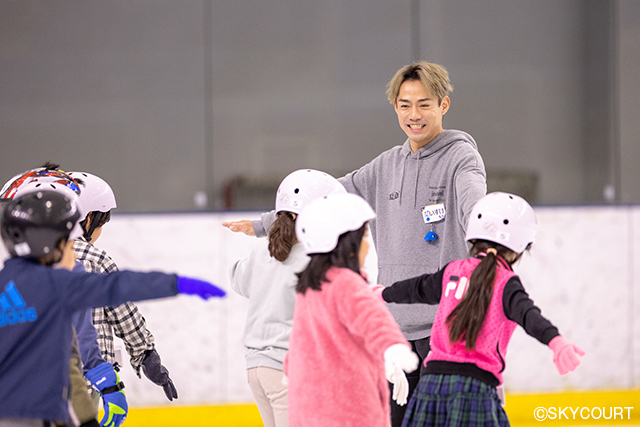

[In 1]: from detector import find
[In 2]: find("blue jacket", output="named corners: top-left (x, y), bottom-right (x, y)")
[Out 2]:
top-left (0, 257), bottom-right (178, 422)
top-left (71, 261), bottom-right (106, 373)
top-left (72, 308), bottom-right (105, 373)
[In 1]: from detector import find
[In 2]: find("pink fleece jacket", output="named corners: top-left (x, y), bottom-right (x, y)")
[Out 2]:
top-left (285, 267), bottom-right (409, 427)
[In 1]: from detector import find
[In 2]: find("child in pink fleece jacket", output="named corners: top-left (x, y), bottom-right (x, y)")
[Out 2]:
top-left (285, 193), bottom-right (419, 427)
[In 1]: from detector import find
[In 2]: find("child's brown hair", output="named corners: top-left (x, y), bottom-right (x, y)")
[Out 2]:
top-left (267, 211), bottom-right (297, 262)
top-left (446, 240), bottom-right (524, 350)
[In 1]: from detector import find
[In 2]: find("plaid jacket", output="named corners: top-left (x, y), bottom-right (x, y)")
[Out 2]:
top-left (74, 238), bottom-right (155, 376)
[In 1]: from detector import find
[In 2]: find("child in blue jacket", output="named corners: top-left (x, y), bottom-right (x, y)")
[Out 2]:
top-left (0, 190), bottom-right (225, 426)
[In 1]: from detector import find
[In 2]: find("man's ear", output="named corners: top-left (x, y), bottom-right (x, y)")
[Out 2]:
top-left (440, 96), bottom-right (451, 115)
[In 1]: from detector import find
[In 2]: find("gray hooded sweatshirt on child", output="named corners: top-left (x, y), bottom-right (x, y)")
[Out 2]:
top-left (253, 129), bottom-right (486, 340)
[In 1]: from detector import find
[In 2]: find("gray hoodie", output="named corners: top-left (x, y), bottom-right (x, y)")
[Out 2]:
top-left (230, 242), bottom-right (309, 370)
top-left (254, 129), bottom-right (486, 340)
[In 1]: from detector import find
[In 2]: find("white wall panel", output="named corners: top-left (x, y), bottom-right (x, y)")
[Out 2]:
top-left (632, 206), bottom-right (640, 387)
top-left (503, 206), bottom-right (633, 392)
top-left (97, 212), bottom-right (264, 406)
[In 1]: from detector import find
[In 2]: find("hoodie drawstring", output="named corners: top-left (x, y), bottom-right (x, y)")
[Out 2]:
top-left (399, 154), bottom-right (408, 205)
top-left (414, 157), bottom-right (420, 209)
top-left (399, 151), bottom-right (422, 208)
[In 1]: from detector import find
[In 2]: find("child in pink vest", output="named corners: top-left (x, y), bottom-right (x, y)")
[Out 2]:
top-left (379, 192), bottom-right (585, 427)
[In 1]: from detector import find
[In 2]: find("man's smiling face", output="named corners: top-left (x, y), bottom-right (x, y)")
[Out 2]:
top-left (393, 79), bottom-right (450, 152)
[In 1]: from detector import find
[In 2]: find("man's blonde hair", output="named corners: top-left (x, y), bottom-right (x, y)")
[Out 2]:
top-left (386, 62), bottom-right (453, 105)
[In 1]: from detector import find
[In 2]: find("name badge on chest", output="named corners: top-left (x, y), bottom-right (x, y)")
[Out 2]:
top-left (421, 203), bottom-right (446, 224)
top-left (421, 203), bottom-right (445, 243)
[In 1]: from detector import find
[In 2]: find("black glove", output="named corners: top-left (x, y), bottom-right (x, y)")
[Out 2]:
top-left (141, 349), bottom-right (178, 401)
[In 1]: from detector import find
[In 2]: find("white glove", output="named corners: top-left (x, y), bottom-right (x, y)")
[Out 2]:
top-left (388, 365), bottom-right (409, 405)
top-left (384, 344), bottom-right (419, 406)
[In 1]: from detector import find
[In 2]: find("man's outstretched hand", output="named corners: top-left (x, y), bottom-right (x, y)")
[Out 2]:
top-left (222, 220), bottom-right (256, 236)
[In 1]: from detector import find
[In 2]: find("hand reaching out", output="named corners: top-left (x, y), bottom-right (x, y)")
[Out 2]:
top-left (384, 344), bottom-right (419, 406)
top-left (142, 349), bottom-right (178, 401)
top-left (222, 220), bottom-right (256, 236)
top-left (549, 335), bottom-right (585, 375)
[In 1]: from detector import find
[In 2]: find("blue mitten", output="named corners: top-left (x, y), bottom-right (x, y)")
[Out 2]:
top-left (85, 362), bottom-right (128, 427)
top-left (100, 390), bottom-right (127, 427)
top-left (177, 276), bottom-right (226, 300)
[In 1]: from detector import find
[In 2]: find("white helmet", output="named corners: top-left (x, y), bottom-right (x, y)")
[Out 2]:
top-left (1, 170), bottom-right (31, 200)
top-left (1, 167), bottom-right (81, 200)
top-left (296, 193), bottom-right (375, 254)
top-left (13, 181), bottom-right (85, 240)
top-left (67, 172), bottom-right (117, 219)
top-left (465, 192), bottom-right (537, 253)
top-left (275, 169), bottom-right (346, 215)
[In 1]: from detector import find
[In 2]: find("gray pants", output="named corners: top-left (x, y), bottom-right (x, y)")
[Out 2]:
top-left (247, 367), bottom-right (289, 427)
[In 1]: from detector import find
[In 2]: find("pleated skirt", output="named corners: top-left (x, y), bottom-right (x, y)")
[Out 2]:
top-left (402, 374), bottom-right (510, 427)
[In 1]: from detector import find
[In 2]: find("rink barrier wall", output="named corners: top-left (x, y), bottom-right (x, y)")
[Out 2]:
top-left (2, 206), bottom-right (638, 408)
top-left (111, 389), bottom-right (640, 427)
top-left (90, 206), bottom-right (638, 406)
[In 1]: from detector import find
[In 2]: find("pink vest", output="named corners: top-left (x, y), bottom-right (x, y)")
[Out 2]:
top-left (426, 257), bottom-right (517, 385)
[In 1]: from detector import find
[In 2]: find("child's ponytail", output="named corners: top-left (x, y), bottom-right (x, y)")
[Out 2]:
top-left (446, 242), bottom-right (506, 350)
top-left (268, 211), bottom-right (297, 262)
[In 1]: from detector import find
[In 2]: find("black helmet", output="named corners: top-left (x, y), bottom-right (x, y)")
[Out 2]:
top-left (1, 190), bottom-right (82, 258)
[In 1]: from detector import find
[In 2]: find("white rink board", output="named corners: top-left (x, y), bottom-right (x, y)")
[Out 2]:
top-left (0, 206), bottom-right (638, 407)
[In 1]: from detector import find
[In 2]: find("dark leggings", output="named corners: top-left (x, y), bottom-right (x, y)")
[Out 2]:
top-left (389, 336), bottom-right (431, 427)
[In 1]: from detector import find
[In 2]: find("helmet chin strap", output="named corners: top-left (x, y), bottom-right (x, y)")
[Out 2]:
top-left (83, 212), bottom-right (104, 243)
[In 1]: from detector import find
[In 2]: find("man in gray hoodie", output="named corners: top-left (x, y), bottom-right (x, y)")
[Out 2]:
top-left (223, 61), bottom-right (487, 426)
